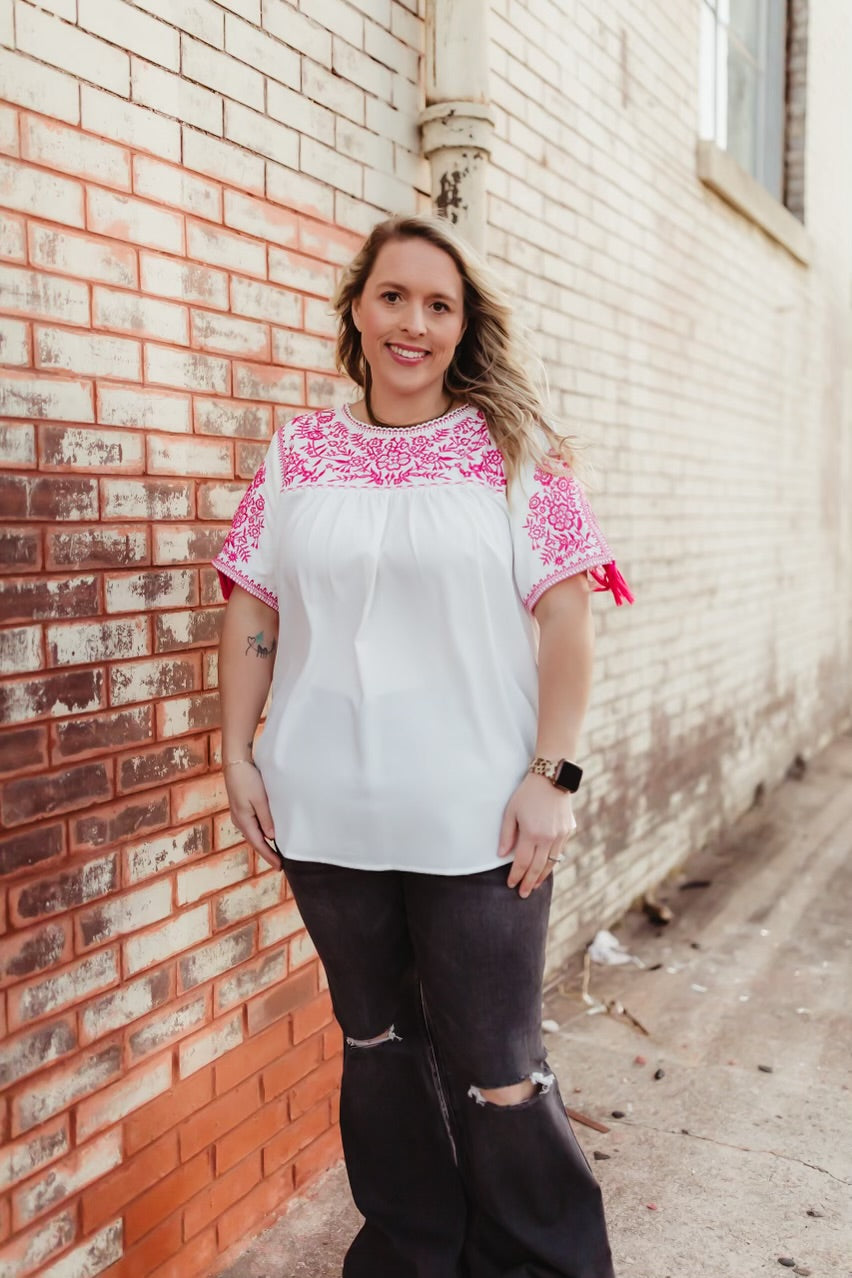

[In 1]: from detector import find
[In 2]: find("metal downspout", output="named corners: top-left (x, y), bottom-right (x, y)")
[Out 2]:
top-left (419, 0), bottom-right (494, 251)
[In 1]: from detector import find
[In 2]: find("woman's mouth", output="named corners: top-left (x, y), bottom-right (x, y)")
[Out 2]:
top-left (387, 344), bottom-right (429, 364)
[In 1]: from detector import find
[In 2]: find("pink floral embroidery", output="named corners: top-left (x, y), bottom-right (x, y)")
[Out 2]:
top-left (212, 462), bottom-right (279, 609)
top-left (277, 409), bottom-right (506, 491)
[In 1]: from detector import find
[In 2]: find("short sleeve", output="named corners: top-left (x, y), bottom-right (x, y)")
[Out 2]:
top-left (212, 437), bottom-right (280, 611)
top-left (509, 456), bottom-right (634, 612)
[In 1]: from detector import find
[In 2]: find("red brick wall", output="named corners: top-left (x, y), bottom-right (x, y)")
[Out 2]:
top-left (0, 102), bottom-right (360, 1277)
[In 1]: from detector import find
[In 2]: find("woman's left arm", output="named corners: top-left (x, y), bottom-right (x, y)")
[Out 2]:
top-left (498, 571), bottom-right (595, 897)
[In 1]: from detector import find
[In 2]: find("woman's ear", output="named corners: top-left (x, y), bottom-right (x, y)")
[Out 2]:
top-left (351, 296), bottom-right (363, 333)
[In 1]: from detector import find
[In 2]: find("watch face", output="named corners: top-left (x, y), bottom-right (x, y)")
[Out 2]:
top-left (555, 760), bottom-right (582, 792)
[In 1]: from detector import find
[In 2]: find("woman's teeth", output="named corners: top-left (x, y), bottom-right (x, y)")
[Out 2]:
top-left (388, 345), bottom-right (427, 362)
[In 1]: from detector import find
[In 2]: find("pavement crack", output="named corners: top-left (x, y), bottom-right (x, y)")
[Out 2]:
top-left (623, 1120), bottom-right (851, 1185)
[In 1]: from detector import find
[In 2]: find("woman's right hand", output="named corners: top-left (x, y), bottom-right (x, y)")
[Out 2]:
top-left (224, 763), bottom-right (280, 871)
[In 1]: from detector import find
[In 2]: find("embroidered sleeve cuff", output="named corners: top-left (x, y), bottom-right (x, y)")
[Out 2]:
top-left (524, 559), bottom-right (634, 612)
top-left (213, 557), bottom-right (279, 611)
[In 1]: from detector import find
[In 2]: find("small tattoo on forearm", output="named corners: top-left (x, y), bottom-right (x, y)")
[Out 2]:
top-left (246, 630), bottom-right (277, 658)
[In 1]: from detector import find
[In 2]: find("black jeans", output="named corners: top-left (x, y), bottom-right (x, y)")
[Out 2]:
top-left (280, 854), bottom-right (615, 1278)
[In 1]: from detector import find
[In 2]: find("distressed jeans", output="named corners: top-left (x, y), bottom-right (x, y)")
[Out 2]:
top-left (279, 854), bottom-right (616, 1278)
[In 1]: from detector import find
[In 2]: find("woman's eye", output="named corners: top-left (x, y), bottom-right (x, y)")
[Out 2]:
top-left (381, 291), bottom-right (400, 303)
top-left (431, 301), bottom-right (449, 313)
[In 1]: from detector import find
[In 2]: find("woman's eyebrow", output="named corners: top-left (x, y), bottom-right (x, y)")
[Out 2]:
top-left (374, 280), bottom-right (458, 302)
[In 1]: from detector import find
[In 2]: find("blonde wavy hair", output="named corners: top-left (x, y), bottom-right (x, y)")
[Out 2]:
top-left (332, 215), bottom-right (577, 487)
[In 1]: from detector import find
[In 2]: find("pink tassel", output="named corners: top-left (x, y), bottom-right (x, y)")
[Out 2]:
top-left (589, 562), bottom-right (634, 606)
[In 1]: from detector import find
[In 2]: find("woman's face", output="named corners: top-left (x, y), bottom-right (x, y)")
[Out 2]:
top-left (351, 237), bottom-right (467, 408)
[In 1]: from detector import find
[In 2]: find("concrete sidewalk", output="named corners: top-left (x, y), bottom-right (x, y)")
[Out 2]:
top-left (214, 730), bottom-right (852, 1278)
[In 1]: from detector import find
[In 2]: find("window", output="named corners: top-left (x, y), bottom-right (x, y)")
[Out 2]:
top-left (699, 0), bottom-right (788, 201)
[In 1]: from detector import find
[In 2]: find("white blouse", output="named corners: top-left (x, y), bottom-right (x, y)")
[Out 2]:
top-left (213, 403), bottom-right (632, 875)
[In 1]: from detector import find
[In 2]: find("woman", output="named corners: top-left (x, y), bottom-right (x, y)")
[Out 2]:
top-left (214, 214), bottom-right (632, 1278)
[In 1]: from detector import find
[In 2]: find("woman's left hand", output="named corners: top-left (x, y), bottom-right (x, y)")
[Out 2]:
top-left (498, 772), bottom-right (578, 898)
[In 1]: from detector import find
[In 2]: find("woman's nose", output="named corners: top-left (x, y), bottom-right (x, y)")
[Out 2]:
top-left (400, 303), bottom-right (427, 335)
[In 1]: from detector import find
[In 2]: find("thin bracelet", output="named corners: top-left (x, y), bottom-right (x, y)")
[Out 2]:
top-left (223, 759), bottom-right (255, 769)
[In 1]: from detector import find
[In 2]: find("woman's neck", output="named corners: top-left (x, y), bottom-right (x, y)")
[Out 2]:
top-left (363, 385), bottom-right (453, 429)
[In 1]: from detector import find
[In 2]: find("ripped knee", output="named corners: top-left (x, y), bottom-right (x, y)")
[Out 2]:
top-left (468, 1070), bottom-right (555, 1107)
top-left (345, 1024), bottom-right (402, 1049)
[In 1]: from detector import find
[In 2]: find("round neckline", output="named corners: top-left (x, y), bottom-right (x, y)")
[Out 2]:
top-left (341, 401), bottom-right (473, 436)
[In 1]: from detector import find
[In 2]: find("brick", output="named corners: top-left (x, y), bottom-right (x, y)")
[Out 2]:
top-left (177, 848), bottom-right (249, 907)
top-left (124, 1151), bottom-right (211, 1245)
top-left (224, 101), bottom-right (298, 170)
top-left (117, 739), bottom-right (206, 795)
top-left (214, 1092), bottom-right (286, 1176)
top-left (87, 187), bottom-right (184, 254)
top-left (145, 345), bottom-right (229, 395)
top-left (268, 80), bottom-right (336, 147)
top-left (10, 854), bottom-right (116, 927)
top-left (0, 1019), bottom-right (77, 1090)
top-left (76, 1054), bottom-right (172, 1142)
top-left (154, 608), bottom-right (223, 653)
top-left (38, 1220), bottom-right (123, 1278)
top-left (0, 575), bottom-right (99, 626)
top-left (97, 382), bottom-right (191, 433)
top-left (109, 654), bottom-right (200, 706)
top-left (101, 477), bottom-right (194, 521)
top-left (0, 371), bottom-right (94, 423)
top-left (139, 253), bottom-right (228, 312)
top-left (179, 1076), bottom-right (258, 1163)
top-left (124, 905), bottom-right (210, 976)
top-left (0, 211), bottom-right (26, 260)
top-left (365, 17), bottom-right (418, 79)
top-left (155, 691), bottom-right (221, 740)
top-left (265, 159), bottom-right (336, 222)
top-left (12, 1043), bottom-right (120, 1134)
top-left (0, 1120), bottom-right (70, 1193)
top-left (105, 568), bottom-right (198, 614)
top-left (292, 989), bottom-right (334, 1044)
top-left (0, 1209), bottom-right (77, 1276)
top-left (293, 1123), bottom-right (342, 1190)
top-left (289, 930), bottom-right (318, 969)
top-left (125, 1067), bottom-right (213, 1156)
top-left (0, 726), bottom-right (49, 776)
top-left (0, 48), bottom-right (79, 126)
top-left (0, 626), bottom-right (42, 675)
top-left (187, 218), bottom-right (266, 279)
top-left (81, 86), bottom-right (181, 161)
top-left (223, 15), bottom-right (298, 87)
top-left (80, 968), bottom-right (171, 1043)
top-left (131, 55), bottom-right (223, 134)
top-left (133, 158), bottom-right (220, 226)
top-left (45, 526), bottom-right (148, 572)
top-left (230, 275), bottom-right (301, 328)
top-left (52, 706), bottom-right (152, 765)
top-left (259, 898), bottom-right (302, 949)
top-left (0, 525), bottom-right (41, 573)
top-left (288, 1055), bottom-right (340, 1120)
top-left (245, 964), bottom-right (316, 1036)
top-left (35, 325), bottom-right (141, 382)
top-left (81, 1131), bottom-right (177, 1235)
top-left (77, 879), bottom-right (173, 950)
top-left (126, 991), bottom-right (207, 1062)
top-left (0, 420), bottom-right (35, 467)
top-left (300, 134), bottom-right (362, 199)
top-left (80, 0), bottom-right (179, 69)
top-left (47, 618), bottom-right (150, 667)
top-left (94, 1209), bottom-right (179, 1278)
top-left (39, 425), bottom-right (145, 474)
top-left (215, 947), bottom-right (287, 1013)
top-left (197, 481), bottom-right (245, 521)
top-left (20, 116), bottom-right (130, 189)
top-left (0, 316), bottom-right (30, 365)
top-left (302, 57), bottom-right (365, 126)
top-left (215, 1161), bottom-right (292, 1251)
top-left (365, 93), bottom-right (417, 149)
top-left (125, 821), bottom-right (211, 883)
top-left (182, 35), bottom-right (263, 110)
top-left (268, 246), bottom-right (336, 297)
top-left (323, 1021), bottom-right (343, 1059)
top-left (263, 0), bottom-right (330, 63)
top-left (235, 438), bottom-right (267, 477)
top-left (182, 125), bottom-right (264, 195)
top-left (179, 923), bottom-right (254, 992)
top-left (215, 875), bottom-right (281, 929)
top-left (8, 949), bottom-right (118, 1031)
top-left (0, 668), bottom-right (105, 726)
top-left (0, 100), bottom-right (17, 155)
top-left (0, 920), bottom-right (71, 990)
top-left (184, 1148), bottom-right (260, 1239)
top-left (135, 0), bottom-right (224, 46)
top-left (71, 792), bottom-right (169, 853)
top-left (0, 156), bottom-right (83, 229)
top-left (2, 764), bottom-right (111, 828)
top-left (273, 328), bottom-right (336, 371)
top-left (233, 362), bottom-right (303, 405)
top-left (191, 309), bottom-right (269, 359)
top-left (178, 1010), bottom-right (243, 1078)
top-left (305, 371), bottom-right (348, 406)
top-left (262, 1097), bottom-right (329, 1175)
top-left (0, 824), bottom-right (65, 881)
top-left (29, 223), bottom-right (137, 288)
top-left (155, 527), bottom-right (230, 572)
top-left (16, 3), bottom-right (130, 95)
top-left (93, 286), bottom-right (189, 346)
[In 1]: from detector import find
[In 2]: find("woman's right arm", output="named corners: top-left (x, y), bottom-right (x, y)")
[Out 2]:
top-left (219, 584), bottom-right (281, 869)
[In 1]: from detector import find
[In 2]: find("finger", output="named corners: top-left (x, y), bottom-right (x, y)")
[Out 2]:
top-left (533, 836), bottom-right (567, 889)
top-left (253, 793), bottom-right (276, 843)
top-left (517, 844), bottom-right (552, 898)
top-left (506, 838), bottom-right (537, 889)
top-left (497, 807), bottom-right (518, 857)
top-left (232, 807), bottom-right (274, 859)
top-left (255, 839), bottom-right (284, 872)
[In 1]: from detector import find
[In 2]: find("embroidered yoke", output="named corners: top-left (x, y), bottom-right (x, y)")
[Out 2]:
top-left (213, 404), bottom-right (633, 874)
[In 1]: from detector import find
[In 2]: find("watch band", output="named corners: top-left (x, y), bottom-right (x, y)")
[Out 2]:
top-left (528, 757), bottom-right (583, 793)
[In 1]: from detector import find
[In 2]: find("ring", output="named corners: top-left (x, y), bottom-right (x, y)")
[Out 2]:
top-left (547, 853), bottom-right (566, 864)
